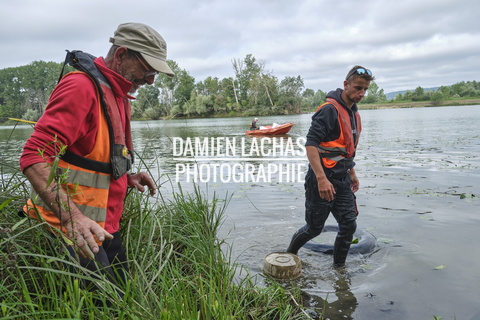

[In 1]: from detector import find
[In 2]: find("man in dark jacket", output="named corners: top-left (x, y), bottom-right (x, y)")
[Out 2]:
top-left (287, 66), bottom-right (374, 268)
top-left (250, 117), bottom-right (259, 130)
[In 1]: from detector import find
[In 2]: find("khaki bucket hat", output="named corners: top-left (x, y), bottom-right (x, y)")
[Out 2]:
top-left (110, 22), bottom-right (174, 77)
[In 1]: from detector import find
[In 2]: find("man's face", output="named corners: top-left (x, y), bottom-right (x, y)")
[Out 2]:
top-left (343, 77), bottom-right (371, 105)
top-left (117, 54), bottom-right (156, 94)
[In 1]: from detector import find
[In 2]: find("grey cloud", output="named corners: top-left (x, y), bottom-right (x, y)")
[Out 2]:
top-left (0, 0), bottom-right (478, 93)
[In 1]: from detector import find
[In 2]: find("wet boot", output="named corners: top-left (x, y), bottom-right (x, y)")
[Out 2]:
top-left (333, 221), bottom-right (356, 267)
top-left (333, 235), bottom-right (352, 267)
top-left (287, 226), bottom-right (318, 255)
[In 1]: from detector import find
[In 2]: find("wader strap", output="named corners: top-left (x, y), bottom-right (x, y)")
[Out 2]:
top-left (61, 150), bottom-right (112, 174)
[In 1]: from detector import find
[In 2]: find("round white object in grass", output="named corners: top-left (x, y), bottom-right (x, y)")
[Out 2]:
top-left (263, 252), bottom-right (302, 279)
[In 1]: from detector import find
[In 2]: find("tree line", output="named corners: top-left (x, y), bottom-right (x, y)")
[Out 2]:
top-left (391, 81), bottom-right (480, 106)
top-left (0, 54), bottom-right (478, 122)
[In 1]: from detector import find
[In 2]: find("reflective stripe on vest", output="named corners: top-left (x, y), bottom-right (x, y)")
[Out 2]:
top-left (316, 98), bottom-right (361, 168)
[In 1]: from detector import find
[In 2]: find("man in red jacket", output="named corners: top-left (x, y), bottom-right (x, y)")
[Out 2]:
top-left (20, 22), bottom-right (174, 288)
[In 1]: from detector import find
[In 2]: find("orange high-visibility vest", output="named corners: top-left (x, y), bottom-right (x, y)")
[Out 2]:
top-left (316, 98), bottom-right (361, 168)
top-left (25, 69), bottom-right (132, 239)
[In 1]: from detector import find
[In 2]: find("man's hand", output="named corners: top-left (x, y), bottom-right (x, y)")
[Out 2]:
top-left (317, 176), bottom-right (336, 201)
top-left (305, 145), bottom-right (336, 202)
top-left (350, 169), bottom-right (360, 193)
top-left (63, 213), bottom-right (114, 258)
top-left (24, 163), bottom-right (114, 259)
top-left (127, 172), bottom-right (157, 196)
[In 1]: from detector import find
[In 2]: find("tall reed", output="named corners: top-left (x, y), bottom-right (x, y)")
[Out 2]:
top-left (1, 169), bottom-right (305, 319)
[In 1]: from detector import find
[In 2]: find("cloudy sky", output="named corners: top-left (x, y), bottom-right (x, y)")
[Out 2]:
top-left (1, 0), bottom-right (478, 94)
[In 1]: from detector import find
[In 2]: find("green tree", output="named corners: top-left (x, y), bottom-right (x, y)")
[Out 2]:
top-left (196, 76), bottom-right (226, 114)
top-left (302, 88), bottom-right (315, 99)
top-left (173, 69), bottom-right (195, 112)
top-left (430, 91), bottom-right (443, 106)
top-left (21, 61), bottom-right (60, 112)
top-left (219, 77), bottom-right (238, 113)
top-left (437, 86), bottom-right (451, 99)
top-left (132, 85), bottom-right (160, 119)
top-left (277, 76), bottom-right (304, 114)
top-left (450, 82), bottom-right (464, 96)
top-left (362, 82), bottom-right (387, 104)
top-left (246, 72), bottom-right (279, 115)
top-left (412, 86), bottom-right (426, 101)
top-left (232, 54), bottom-right (263, 108)
top-left (151, 60), bottom-right (195, 117)
top-left (301, 88), bottom-right (326, 110)
top-left (260, 74), bottom-right (279, 113)
top-left (197, 76), bottom-right (220, 96)
top-left (0, 61), bottom-right (60, 121)
top-left (459, 82), bottom-right (479, 97)
top-left (313, 90), bottom-right (327, 108)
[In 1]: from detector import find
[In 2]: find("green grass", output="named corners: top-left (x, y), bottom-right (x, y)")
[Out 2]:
top-left (0, 170), bottom-right (306, 319)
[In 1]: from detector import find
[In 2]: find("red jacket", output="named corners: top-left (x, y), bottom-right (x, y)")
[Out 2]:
top-left (20, 57), bottom-right (134, 234)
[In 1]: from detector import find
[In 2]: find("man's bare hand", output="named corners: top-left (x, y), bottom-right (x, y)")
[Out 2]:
top-left (317, 176), bottom-right (336, 202)
top-left (24, 163), bottom-right (113, 259)
top-left (127, 172), bottom-right (157, 196)
top-left (350, 169), bottom-right (360, 193)
top-left (63, 214), bottom-right (113, 259)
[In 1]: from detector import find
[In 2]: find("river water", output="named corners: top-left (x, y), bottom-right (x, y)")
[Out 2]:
top-left (1, 105), bottom-right (479, 319)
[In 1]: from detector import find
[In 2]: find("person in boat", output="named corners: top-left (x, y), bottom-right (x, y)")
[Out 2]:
top-left (250, 117), bottom-right (259, 130)
top-left (286, 66), bottom-right (374, 268)
top-left (19, 23), bottom-right (174, 292)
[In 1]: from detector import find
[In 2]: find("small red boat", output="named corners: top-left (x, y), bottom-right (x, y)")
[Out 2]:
top-left (245, 122), bottom-right (295, 135)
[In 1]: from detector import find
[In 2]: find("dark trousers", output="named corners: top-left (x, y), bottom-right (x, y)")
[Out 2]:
top-left (66, 231), bottom-right (128, 296)
top-left (287, 170), bottom-right (357, 266)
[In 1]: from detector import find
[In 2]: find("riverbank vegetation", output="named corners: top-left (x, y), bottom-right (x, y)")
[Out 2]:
top-left (358, 98), bottom-right (480, 110)
top-left (0, 55), bottom-right (479, 123)
top-left (0, 169), bottom-right (307, 319)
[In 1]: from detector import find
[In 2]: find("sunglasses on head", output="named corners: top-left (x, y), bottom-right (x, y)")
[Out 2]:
top-left (346, 67), bottom-right (372, 80)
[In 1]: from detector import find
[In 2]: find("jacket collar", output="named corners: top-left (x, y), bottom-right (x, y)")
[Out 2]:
top-left (94, 57), bottom-right (134, 99)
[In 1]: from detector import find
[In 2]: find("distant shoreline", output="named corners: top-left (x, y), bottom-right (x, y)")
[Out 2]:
top-left (358, 98), bottom-right (480, 110)
top-left (3, 99), bottom-right (480, 125)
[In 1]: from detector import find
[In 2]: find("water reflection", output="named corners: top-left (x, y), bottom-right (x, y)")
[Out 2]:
top-left (302, 276), bottom-right (357, 320)
top-left (0, 124), bottom-right (34, 178)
